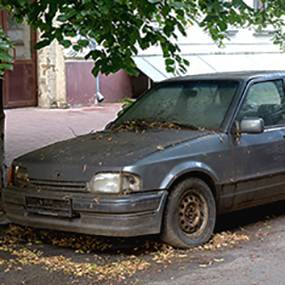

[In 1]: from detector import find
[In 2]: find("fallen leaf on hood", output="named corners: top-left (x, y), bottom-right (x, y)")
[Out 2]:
top-left (156, 145), bottom-right (165, 150)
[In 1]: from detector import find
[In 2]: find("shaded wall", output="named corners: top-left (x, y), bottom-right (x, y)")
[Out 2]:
top-left (131, 72), bottom-right (150, 98)
top-left (66, 61), bottom-right (133, 106)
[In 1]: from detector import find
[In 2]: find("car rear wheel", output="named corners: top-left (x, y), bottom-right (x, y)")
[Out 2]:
top-left (161, 178), bottom-right (216, 248)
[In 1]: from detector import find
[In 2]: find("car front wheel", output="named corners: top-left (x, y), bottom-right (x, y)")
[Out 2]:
top-left (161, 178), bottom-right (216, 248)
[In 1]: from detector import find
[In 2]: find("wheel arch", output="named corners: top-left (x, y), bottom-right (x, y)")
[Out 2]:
top-left (168, 171), bottom-right (217, 198)
top-left (161, 162), bottom-right (219, 200)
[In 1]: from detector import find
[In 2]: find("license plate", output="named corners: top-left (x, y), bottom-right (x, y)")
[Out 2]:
top-left (25, 197), bottom-right (73, 218)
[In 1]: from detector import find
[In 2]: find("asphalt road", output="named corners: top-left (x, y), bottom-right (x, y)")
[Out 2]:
top-left (148, 225), bottom-right (285, 285)
top-left (144, 202), bottom-right (285, 285)
top-left (0, 201), bottom-right (285, 285)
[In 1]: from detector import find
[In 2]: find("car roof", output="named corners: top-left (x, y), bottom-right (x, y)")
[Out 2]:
top-left (166, 70), bottom-right (285, 82)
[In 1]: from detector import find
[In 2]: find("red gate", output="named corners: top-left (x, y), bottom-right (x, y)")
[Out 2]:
top-left (0, 12), bottom-right (37, 108)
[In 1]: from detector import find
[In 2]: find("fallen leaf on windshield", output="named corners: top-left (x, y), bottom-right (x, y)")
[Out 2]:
top-left (82, 164), bottom-right (87, 172)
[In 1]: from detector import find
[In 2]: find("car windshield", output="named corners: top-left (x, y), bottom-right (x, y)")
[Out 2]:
top-left (112, 80), bottom-right (239, 131)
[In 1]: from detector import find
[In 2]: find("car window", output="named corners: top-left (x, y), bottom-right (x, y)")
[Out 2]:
top-left (237, 80), bottom-right (285, 127)
top-left (113, 80), bottom-right (239, 130)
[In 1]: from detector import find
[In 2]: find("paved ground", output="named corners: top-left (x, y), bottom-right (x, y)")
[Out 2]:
top-left (1, 201), bottom-right (285, 285)
top-left (1, 105), bottom-right (285, 285)
top-left (5, 104), bottom-right (121, 165)
top-left (146, 204), bottom-right (285, 285)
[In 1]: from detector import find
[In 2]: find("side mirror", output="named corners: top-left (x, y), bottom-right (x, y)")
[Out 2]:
top-left (240, 118), bottom-right (264, 134)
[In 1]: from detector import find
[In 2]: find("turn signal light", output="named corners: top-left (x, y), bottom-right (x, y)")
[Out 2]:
top-left (7, 165), bottom-right (14, 186)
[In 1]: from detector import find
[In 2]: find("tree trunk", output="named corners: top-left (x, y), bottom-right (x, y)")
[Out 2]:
top-left (0, 79), bottom-right (4, 211)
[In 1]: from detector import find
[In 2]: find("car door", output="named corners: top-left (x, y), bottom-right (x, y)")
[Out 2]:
top-left (231, 79), bottom-right (285, 210)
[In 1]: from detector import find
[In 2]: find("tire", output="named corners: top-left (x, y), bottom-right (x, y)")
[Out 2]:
top-left (161, 178), bottom-right (216, 248)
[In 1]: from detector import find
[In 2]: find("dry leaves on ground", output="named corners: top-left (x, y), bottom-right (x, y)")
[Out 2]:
top-left (198, 231), bottom-right (250, 251)
top-left (0, 224), bottom-right (250, 282)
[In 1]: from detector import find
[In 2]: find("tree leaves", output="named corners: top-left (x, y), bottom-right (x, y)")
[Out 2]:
top-left (0, 1), bottom-right (285, 77)
top-left (0, 27), bottom-right (13, 78)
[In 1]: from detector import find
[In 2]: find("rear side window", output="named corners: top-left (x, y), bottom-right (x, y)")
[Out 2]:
top-left (237, 80), bottom-right (285, 127)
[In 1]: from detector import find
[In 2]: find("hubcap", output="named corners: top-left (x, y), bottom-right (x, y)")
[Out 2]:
top-left (178, 190), bottom-right (208, 236)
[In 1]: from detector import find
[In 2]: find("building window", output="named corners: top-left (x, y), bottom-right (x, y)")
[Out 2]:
top-left (252, 0), bottom-right (275, 37)
top-left (254, 0), bottom-right (267, 11)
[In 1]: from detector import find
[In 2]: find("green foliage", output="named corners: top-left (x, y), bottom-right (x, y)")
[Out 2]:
top-left (0, 27), bottom-right (13, 78)
top-left (0, 1), bottom-right (284, 76)
top-left (118, 97), bottom-right (136, 116)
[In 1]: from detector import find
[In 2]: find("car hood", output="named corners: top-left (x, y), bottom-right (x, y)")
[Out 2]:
top-left (14, 129), bottom-right (208, 181)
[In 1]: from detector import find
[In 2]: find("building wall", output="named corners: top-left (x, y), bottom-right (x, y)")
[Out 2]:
top-left (130, 72), bottom-right (150, 98)
top-left (65, 61), bottom-right (133, 107)
top-left (4, 0), bottom-right (282, 109)
top-left (134, 21), bottom-right (284, 82)
top-left (101, 70), bottom-right (133, 102)
top-left (36, 0), bottom-right (283, 108)
top-left (1, 14), bottom-right (38, 108)
top-left (37, 40), bottom-right (67, 108)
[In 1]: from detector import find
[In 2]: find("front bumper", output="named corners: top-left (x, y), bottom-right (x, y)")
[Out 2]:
top-left (2, 186), bottom-right (168, 237)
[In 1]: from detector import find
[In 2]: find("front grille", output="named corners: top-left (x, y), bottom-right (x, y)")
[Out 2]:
top-left (29, 178), bottom-right (86, 192)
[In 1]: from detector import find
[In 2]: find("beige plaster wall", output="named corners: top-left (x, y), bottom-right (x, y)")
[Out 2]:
top-left (37, 40), bottom-right (67, 108)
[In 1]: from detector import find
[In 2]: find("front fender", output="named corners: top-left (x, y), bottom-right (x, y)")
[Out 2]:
top-left (160, 161), bottom-right (219, 190)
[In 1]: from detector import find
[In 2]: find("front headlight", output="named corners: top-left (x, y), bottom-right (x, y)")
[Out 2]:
top-left (87, 172), bottom-right (141, 194)
top-left (8, 165), bottom-right (29, 187)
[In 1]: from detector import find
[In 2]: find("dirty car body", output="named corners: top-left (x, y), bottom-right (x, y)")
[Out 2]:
top-left (4, 71), bottom-right (285, 248)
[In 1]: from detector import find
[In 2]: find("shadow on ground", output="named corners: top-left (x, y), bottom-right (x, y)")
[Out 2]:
top-left (0, 200), bottom-right (285, 285)
top-left (216, 199), bottom-right (285, 232)
top-left (1, 199), bottom-right (285, 255)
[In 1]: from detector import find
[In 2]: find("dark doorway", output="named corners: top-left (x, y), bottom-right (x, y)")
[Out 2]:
top-left (131, 71), bottom-right (152, 99)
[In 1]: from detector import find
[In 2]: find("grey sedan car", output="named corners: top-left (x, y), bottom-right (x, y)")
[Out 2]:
top-left (3, 71), bottom-right (285, 248)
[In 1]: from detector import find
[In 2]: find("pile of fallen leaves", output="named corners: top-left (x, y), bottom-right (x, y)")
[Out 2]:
top-left (0, 225), bottom-right (250, 283)
top-left (111, 120), bottom-right (198, 132)
top-left (0, 225), bottom-right (112, 253)
top-left (197, 231), bottom-right (250, 251)
top-left (7, 247), bottom-right (150, 281)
